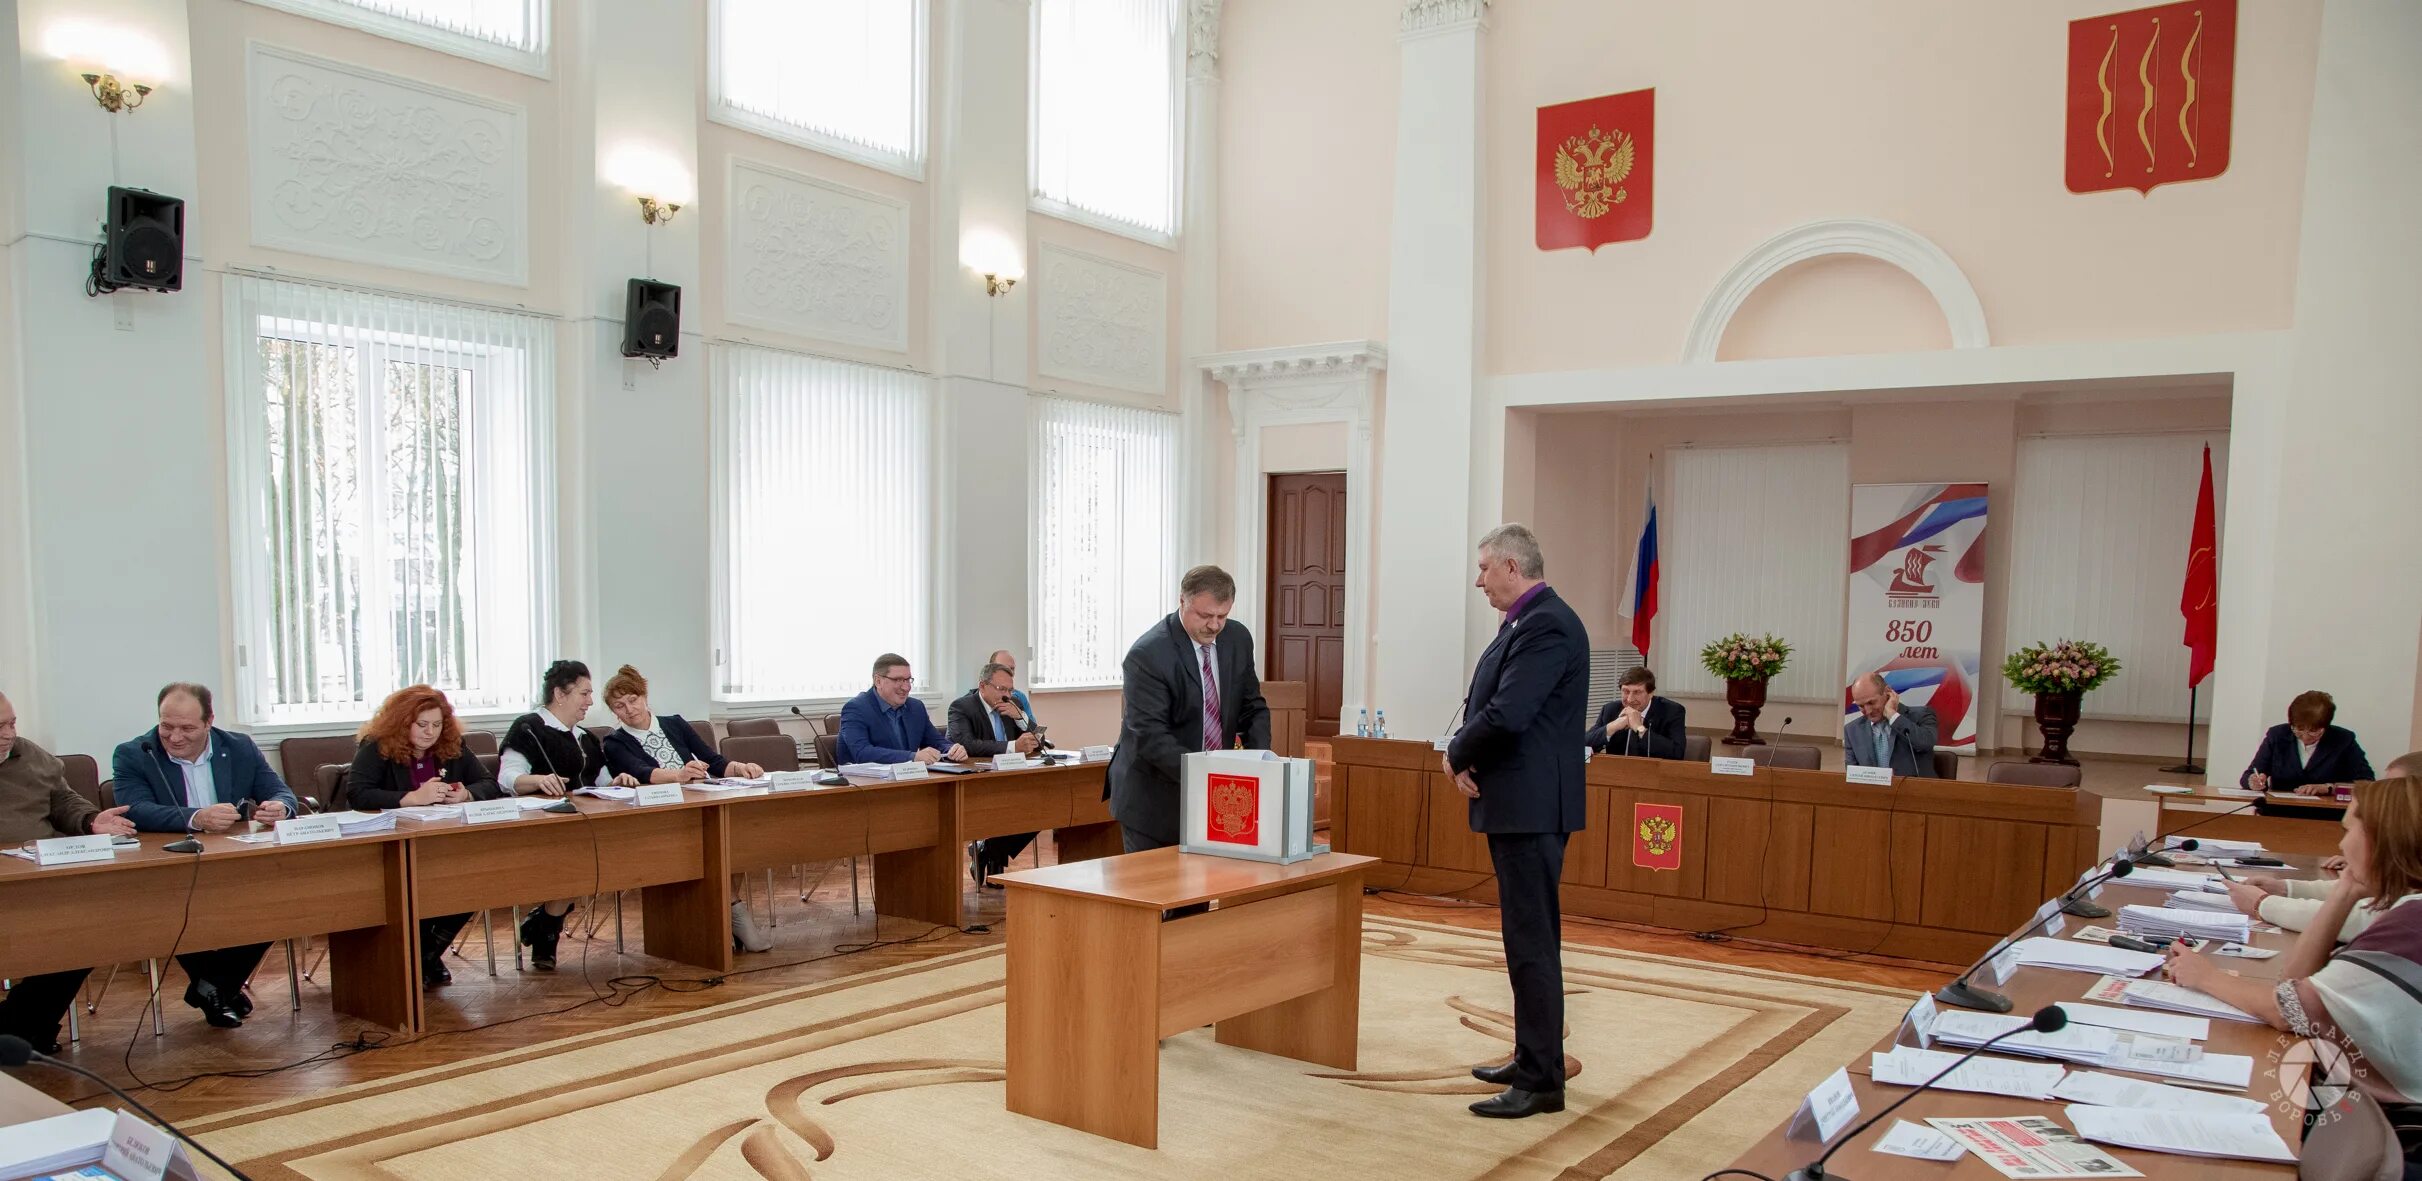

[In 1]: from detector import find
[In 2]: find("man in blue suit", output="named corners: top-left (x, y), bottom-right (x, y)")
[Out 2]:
top-left (836, 654), bottom-right (967, 766)
top-left (1843, 673), bottom-right (1941, 778)
top-left (1446, 525), bottom-right (1590, 1119)
top-left (110, 682), bottom-right (302, 1029)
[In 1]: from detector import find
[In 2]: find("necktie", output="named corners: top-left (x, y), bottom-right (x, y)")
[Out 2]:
top-left (1201, 644), bottom-right (1224, 751)
top-left (1873, 722), bottom-right (1892, 768)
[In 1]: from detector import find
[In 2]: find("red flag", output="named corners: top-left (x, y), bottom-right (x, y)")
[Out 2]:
top-left (2180, 445), bottom-right (2218, 686)
top-left (1536, 88), bottom-right (1654, 252)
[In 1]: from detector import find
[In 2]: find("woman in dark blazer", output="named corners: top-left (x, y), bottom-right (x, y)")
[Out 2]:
top-left (499, 660), bottom-right (638, 969)
top-left (2243, 690), bottom-right (2373, 819)
top-left (597, 665), bottom-right (770, 952)
top-left (341, 685), bottom-right (503, 988)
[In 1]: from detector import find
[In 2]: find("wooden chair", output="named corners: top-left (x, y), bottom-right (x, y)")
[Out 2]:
top-left (1682, 735), bottom-right (1711, 762)
top-left (1931, 750), bottom-right (1961, 780)
top-left (59, 754), bottom-right (102, 807)
top-left (719, 735), bottom-right (797, 773)
top-left (276, 736), bottom-right (358, 801)
top-left (462, 731), bottom-right (500, 758)
top-left (723, 718), bottom-right (781, 739)
top-left (1747, 744), bottom-right (1821, 770)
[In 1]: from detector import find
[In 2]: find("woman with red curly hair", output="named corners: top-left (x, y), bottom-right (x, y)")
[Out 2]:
top-left (339, 685), bottom-right (503, 988)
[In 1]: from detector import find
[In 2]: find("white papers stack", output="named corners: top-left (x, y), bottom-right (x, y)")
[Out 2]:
top-left (2117, 866), bottom-right (2224, 891)
top-left (0, 1109), bottom-right (113, 1177)
top-left (576, 786), bottom-right (637, 801)
top-left (1873, 1120), bottom-right (1966, 1161)
top-left (2052, 1071), bottom-right (2268, 1115)
top-left (1870, 1046), bottom-right (2064, 1098)
top-left (2105, 1049), bottom-right (2256, 1090)
top-left (2119, 979), bottom-right (2262, 1024)
top-left (389, 805), bottom-right (465, 823)
top-left (2118, 903), bottom-right (2250, 943)
top-left (2052, 1001), bottom-right (2209, 1041)
top-left (837, 762), bottom-right (901, 779)
top-left (2062, 1106), bottom-right (2295, 1163)
top-left (515, 797), bottom-right (560, 811)
top-left (688, 778), bottom-right (767, 793)
top-left (1931, 1011), bottom-right (2122, 1066)
top-left (2167, 835), bottom-right (2263, 855)
top-left (324, 809), bottom-right (397, 836)
top-left (2009, 936), bottom-right (2164, 977)
top-left (2163, 890), bottom-right (2242, 912)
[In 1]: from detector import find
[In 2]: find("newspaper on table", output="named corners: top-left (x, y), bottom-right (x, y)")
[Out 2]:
top-left (1925, 1115), bottom-right (2144, 1178)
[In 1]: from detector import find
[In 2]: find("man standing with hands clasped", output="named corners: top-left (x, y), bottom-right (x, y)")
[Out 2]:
top-left (1446, 525), bottom-right (1590, 1119)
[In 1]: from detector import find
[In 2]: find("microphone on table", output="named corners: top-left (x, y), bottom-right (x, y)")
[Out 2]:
top-left (1936, 857), bottom-right (2135, 1013)
top-left (1782, 1006), bottom-right (2071, 1181)
top-left (0, 1034), bottom-right (256, 1180)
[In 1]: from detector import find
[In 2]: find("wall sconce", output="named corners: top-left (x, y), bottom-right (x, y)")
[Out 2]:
top-left (82, 72), bottom-right (151, 113)
top-left (985, 273), bottom-right (1017, 297)
top-left (636, 196), bottom-right (681, 226)
top-left (961, 229), bottom-right (1024, 299)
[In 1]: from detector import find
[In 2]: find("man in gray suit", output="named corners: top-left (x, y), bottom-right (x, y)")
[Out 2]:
top-left (1108, 565), bottom-right (1270, 852)
top-left (1843, 672), bottom-right (1940, 777)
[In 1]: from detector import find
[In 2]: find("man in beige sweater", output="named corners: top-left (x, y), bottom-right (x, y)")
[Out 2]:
top-left (0, 691), bottom-right (135, 1051)
top-left (2224, 749), bottom-right (2421, 941)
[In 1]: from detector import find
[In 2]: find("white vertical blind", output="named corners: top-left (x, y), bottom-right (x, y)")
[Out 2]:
top-left (224, 274), bottom-right (556, 724)
top-left (712, 0), bottom-right (926, 171)
top-left (2003, 434), bottom-right (2228, 720)
top-left (1032, 0), bottom-right (1182, 238)
top-left (1659, 444), bottom-right (1852, 702)
top-left (713, 345), bottom-right (932, 701)
top-left (241, 0), bottom-right (550, 70)
top-left (1031, 396), bottom-right (1177, 688)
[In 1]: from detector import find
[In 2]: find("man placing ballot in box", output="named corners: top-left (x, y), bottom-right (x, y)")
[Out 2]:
top-left (1109, 565), bottom-right (1270, 853)
top-left (1446, 525), bottom-right (1591, 1120)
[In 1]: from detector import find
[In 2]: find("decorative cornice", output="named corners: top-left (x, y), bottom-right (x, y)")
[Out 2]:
top-left (1401, 0), bottom-right (1489, 38)
top-left (1199, 340), bottom-right (1388, 388)
top-left (1682, 217), bottom-right (1989, 363)
top-left (1187, 0), bottom-right (1221, 81)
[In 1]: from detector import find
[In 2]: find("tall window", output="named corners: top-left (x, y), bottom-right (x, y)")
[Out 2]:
top-left (1031, 397), bottom-right (1176, 688)
top-left (240, 0), bottom-right (550, 73)
top-left (1659, 444), bottom-right (1851, 702)
top-left (225, 276), bottom-right (556, 725)
top-left (2004, 434), bottom-right (2228, 720)
top-left (714, 345), bottom-right (932, 701)
top-left (713, 0), bottom-right (927, 175)
top-left (1032, 0), bottom-right (1183, 240)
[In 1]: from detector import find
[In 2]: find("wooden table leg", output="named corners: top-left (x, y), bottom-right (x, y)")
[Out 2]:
top-left (330, 841), bottom-right (422, 1033)
top-left (642, 806), bottom-right (735, 973)
top-left (1005, 888), bottom-right (1163, 1148)
top-left (1054, 821), bottom-right (1123, 863)
top-left (1214, 876), bottom-right (1362, 1071)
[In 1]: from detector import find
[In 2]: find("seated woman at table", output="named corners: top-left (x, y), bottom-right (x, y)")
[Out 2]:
top-left (499, 660), bottom-right (639, 970)
top-left (2224, 751), bottom-right (2421, 944)
top-left (2241, 691), bottom-right (2373, 814)
top-left (2165, 775), bottom-right (2422, 1166)
top-left (341, 685), bottom-right (505, 989)
top-left (597, 665), bottom-right (771, 953)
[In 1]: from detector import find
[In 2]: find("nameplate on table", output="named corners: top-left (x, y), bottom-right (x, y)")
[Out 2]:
top-left (1708, 756), bottom-right (1756, 777)
top-left (1080, 744), bottom-right (1115, 763)
top-left (635, 784), bottom-right (687, 807)
top-left (888, 761), bottom-right (930, 780)
top-left (1845, 765), bottom-right (1894, 786)
top-left (992, 753), bottom-right (1034, 771)
top-left (1985, 944), bottom-right (2022, 985)
top-left (33, 834), bottom-right (117, 866)
top-left (2043, 912), bottom-right (2067, 937)
top-left (463, 799), bottom-right (523, 825)
top-left (275, 815), bottom-right (342, 845)
top-left (765, 770), bottom-right (816, 792)
top-left (1784, 1065), bottom-right (1860, 1143)
top-left (2033, 898), bottom-right (2062, 925)
top-left (1903, 992), bottom-right (1940, 1049)
top-left (102, 1109), bottom-right (183, 1181)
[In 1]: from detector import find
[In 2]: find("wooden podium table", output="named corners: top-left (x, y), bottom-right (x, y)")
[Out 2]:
top-left (995, 847), bottom-right (1376, 1148)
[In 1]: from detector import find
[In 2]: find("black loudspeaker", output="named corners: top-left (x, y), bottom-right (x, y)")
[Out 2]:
top-left (622, 279), bottom-right (681, 360)
top-left (92, 186), bottom-right (184, 294)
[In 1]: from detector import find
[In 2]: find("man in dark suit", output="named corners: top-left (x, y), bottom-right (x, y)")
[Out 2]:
top-left (1589, 666), bottom-right (1686, 758)
top-left (2242, 690), bottom-right (2372, 816)
top-left (1446, 524), bottom-right (1590, 1119)
top-left (1109, 565), bottom-right (1270, 852)
top-left (951, 661), bottom-right (1042, 885)
top-left (110, 682), bottom-right (302, 1029)
top-left (1843, 673), bottom-right (1941, 777)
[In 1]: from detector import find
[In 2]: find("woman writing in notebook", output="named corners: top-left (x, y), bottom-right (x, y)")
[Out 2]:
top-left (498, 660), bottom-right (640, 969)
top-left (2165, 774), bottom-right (2422, 1165)
top-left (595, 664), bottom-right (774, 953)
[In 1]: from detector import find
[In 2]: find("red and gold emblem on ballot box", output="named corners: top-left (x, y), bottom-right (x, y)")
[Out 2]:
top-left (2065, 0), bottom-right (2236, 195)
top-left (1633, 802), bottom-right (1683, 872)
top-left (1205, 773), bottom-right (1262, 846)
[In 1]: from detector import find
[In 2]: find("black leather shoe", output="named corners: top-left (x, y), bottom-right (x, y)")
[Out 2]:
top-left (422, 961), bottom-right (452, 990)
top-left (229, 989), bottom-right (254, 1019)
top-left (1471, 1061), bottom-right (1519, 1086)
top-left (185, 981), bottom-right (243, 1029)
top-left (1469, 1088), bottom-right (1564, 1119)
top-left (968, 842), bottom-right (987, 889)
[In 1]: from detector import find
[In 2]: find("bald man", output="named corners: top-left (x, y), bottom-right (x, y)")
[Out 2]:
top-left (1843, 673), bottom-right (1941, 778)
top-left (0, 691), bottom-right (135, 1052)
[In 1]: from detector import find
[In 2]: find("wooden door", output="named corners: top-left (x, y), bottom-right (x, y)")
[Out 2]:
top-left (1266, 472), bottom-right (1347, 736)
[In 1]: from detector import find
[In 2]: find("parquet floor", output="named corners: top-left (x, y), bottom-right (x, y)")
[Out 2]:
top-left (19, 835), bottom-right (1952, 1123)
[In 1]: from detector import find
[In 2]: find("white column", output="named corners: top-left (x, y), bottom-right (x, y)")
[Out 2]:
top-left (568, 0), bottom-right (710, 711)
top-left (1374, 0), bottom-right (1488, 736)
top-left (1179, 0), bottom-right (1222, 566)
top-left (2210, 0), bottom-right (2422, 768)
top-left (3, 0), bottom-right (213, 754)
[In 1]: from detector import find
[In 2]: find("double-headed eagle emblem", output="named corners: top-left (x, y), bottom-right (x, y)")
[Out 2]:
top-left (1636, 813), bottom-right (1677, 857)
top-left (1553, 124), bottom-right (1634, 219)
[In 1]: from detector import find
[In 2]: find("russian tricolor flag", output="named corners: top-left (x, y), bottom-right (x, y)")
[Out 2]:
top-left (1619, 479), bottom-right (1659, 657)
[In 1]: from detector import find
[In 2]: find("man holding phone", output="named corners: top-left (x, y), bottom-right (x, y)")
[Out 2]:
top-left (951, 660), bottom-right (1043, 886)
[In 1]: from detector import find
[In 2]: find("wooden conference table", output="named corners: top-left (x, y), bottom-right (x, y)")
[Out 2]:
top-left (1327, 737), bottom-right (2102, 964)
top-left (2151, 785), bottom-right (2350, 857)
top-left (1724, 855), bottom-right (2326, 1178)
top-left (0, 759), bottom-right (1119, 1034)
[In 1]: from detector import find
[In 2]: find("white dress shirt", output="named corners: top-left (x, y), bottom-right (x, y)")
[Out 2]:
top-left (169, 739), bottom-right (217, 819)
top-left (499, 710), bottom-right (609, 792)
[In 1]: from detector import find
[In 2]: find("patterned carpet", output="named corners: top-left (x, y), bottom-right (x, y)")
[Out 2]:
top-left (183, 916), bottom-right (1912, 1180)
